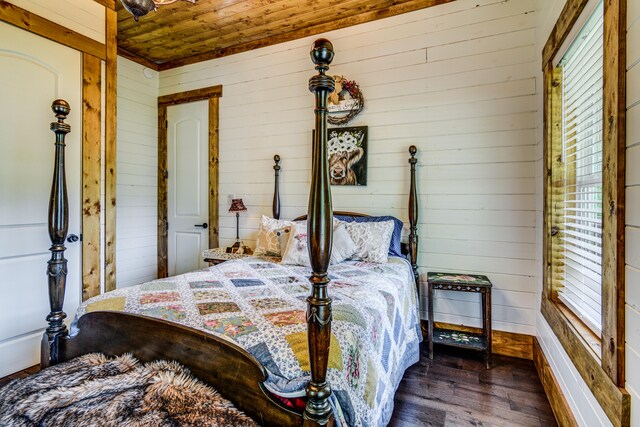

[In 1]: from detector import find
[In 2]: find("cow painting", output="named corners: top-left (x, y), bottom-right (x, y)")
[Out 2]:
top-left (327, 126), bottom-right (368, 186)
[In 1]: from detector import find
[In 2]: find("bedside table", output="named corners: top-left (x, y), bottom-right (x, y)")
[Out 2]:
top-left (425, 272), bottom-right (493, 368)
top-left (202, 247), bottom-right (253, 266)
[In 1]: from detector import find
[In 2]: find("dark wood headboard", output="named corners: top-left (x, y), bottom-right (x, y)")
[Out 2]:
top-left (273, 146), bottom-right (420, 292)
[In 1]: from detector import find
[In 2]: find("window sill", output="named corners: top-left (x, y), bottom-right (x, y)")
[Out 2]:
top-left (541, 299), bottom-right (629, 427)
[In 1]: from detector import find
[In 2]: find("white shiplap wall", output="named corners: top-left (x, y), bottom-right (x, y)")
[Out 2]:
top-left (116, 57), bottom-right (159, 288)
top-left (160, 0), bottom-right (538, 334)
top-left (626, 0), bottom-right (640, 424)
top-left (7, 0), bottom-right (105, 43)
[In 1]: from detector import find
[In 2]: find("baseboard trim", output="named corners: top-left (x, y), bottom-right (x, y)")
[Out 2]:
top-left (420, 320), bottom-right (534, 360)
top-left (533, 337), bottom-right (579, 427)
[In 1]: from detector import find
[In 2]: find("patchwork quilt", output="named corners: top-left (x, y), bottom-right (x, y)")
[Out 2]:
top-left (74, 257), bottom-right (422, 427)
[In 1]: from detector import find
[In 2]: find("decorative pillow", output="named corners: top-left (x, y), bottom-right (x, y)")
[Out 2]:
top-left (334, 215), bottom-right (404, 258)
top-left (275, 226), bottom-right (292, 254)
top-left (254, 215), bottom-right (294, 257)
top-left (281, 221), bottom-right (358, 266)
top-left (342, 220), bottom-right (395, 263)
top-left (331, 223), bottom-right (358, 264)
top-left (280, 222), bottom-right (310, 266)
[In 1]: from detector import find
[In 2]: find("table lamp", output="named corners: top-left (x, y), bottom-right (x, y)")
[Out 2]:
top-left (228, 198), bottom-right (247, 251)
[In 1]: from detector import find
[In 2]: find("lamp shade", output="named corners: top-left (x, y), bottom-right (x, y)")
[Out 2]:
top-left (229, 198), bottom-right (247, 212)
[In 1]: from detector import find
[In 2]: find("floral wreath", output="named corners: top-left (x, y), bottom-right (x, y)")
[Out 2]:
top-left (328, 76), bottom-right (364, 126)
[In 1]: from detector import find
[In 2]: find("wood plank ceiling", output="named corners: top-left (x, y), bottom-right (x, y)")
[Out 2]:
top-left (116, 0), bottom-right (454, 71)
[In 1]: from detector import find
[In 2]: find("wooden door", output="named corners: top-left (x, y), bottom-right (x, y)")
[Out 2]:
top-left (0, 22), bottom-right (82, 377)
top-left (167, 100), bottom-right (209, 276)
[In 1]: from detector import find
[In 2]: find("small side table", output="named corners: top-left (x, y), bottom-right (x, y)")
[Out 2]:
top-left (426, 272), bottom-right (493, 368)
top-left (202, 247), bottom-right (252, 266)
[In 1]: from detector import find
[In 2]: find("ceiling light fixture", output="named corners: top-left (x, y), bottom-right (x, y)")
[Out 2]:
top-left (120, 0), bottom-right (196, 22)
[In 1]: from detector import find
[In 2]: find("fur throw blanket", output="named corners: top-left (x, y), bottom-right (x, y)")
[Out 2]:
top-left (0, 353), bottom-right (257, 426)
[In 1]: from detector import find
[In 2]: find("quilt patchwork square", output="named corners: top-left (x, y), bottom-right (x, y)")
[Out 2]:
top-left (140, 292), bottom-right (180, 305)
top-left (141, 281), bottom-right (176, 291)
top-left (197, 301), bottom-right (241, 315)
top-left (285, 331), bottom-right (342, 371)
top-left (250, 298), bottom-right (290, 311)
top-left (264, 310), bottom-right (305, 327)
top-left (270, 276), bottom-right (300, 285)
top-left (193, 290), bottom-right (230, 301)
top-left (203, 316), bottom-right (257, 339)
top-left (189, 280), bottom-right (223, 289)
top-left (231, 278), bottom-right (265, 287)
top-left (141, 305), bottom-right (186, 322)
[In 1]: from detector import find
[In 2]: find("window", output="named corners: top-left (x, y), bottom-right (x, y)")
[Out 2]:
top-left (554, 2), bottom-right (604, 335)
top-left (542, 0), bottom-right (627, 424)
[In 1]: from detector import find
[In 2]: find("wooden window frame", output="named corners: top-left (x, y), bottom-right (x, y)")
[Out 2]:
top-left (542, 0), bottom-right (629, 426)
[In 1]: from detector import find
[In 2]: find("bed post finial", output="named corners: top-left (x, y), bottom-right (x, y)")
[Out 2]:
top-left (408, 145), bottom-right (419, 294)
top-left (304, 38), bottom-right (335, 427)
top-left (42, 99), bottom-right (72, 368)
top-left (273, 155), bottom-right (281, 219)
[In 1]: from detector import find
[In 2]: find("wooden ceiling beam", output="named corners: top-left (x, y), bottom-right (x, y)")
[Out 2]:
top-left (157, 0), bottom-right (455, 70)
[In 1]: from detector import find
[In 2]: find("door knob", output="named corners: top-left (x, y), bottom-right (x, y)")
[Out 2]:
top-left (67, 234), bottom-right (80, 243)
top-left (195, 223), bottom-right (208, 229)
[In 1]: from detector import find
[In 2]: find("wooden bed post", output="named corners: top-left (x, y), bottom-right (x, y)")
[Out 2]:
top-left (41, 100), bottom-right (72, 368)
top-left (304, 39), bottom-right (335, 427)
top-left (408, 145), bottom-right (419, 294)
top-left (273, 154), bottom-right (281, 219)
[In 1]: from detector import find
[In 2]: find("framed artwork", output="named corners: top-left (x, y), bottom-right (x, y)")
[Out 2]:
top-left (327, 126), bottom-right (368, 186)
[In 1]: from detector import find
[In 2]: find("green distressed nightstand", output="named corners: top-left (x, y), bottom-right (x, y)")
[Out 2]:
top-left (426, 272), bottom-right (493, 368)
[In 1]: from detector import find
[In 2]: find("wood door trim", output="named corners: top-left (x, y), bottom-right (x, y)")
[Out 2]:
top-left (158, 86), bottom-right (223, 107)
top-left (81, 53), bottom-right (102, 300)
top-left (104, 8), bottom-right (117, 292)
top-left (0, 1), bottom-right (106, 60)
top-left (157, 86), bottom-right (222, 278)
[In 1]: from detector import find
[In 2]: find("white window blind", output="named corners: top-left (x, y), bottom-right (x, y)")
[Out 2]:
top-left (557, 1), bottom-right (604, 335)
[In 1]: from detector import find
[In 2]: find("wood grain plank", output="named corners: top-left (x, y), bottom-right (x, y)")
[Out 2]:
top-left (541, 0), bottom-right (589, 68)
top-left (81, 53), bottom-right (102, 301)
top-left (158, 85), bottom-right (223, 107)
top-left (115, 0), bottom-right (454, 68)
top-left (157, 105), bottom-right (168, 279)
top-left (533, 338), bottom-right (578, 427)
top-left (131, 0), bottom-right (405, 54)
top-left (105, 7), bottom-right (117, 292)
top-left (0, 0), bottom-right (106, 59)
top-left (209, 97), bottom-right (220, 249)
top-left (601, 0), bottom-right (626, 387)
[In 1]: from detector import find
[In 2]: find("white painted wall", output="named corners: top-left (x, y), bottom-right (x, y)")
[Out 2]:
top-left (115, 56), bottom-right (159, 288)
top-left (159, 0), bottom-right (538, 335)
top-left (7, 0), bottom-right (105, 43)
top-left (625, 0), bottom-right (640, 424)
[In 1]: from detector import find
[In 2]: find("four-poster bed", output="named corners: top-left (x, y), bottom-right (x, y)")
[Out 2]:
top-left (33, 39), bottom-right (421, 427)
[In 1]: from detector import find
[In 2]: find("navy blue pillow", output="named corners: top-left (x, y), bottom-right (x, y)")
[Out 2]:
top-left (334, 215), bottom-right (403, 258)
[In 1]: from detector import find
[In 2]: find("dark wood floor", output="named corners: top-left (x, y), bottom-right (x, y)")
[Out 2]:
top-left (1, 345), bottom-right (557, 427)
top-left (390, 345), bottom-right (558, 426)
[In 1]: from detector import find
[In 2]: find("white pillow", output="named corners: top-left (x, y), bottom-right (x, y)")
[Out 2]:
top-left (281, 221), bottom-right (357, 266)
top-left (254, 215), bottom-right (294, 257)
top-left (342, 220), bottom-right (395, 263)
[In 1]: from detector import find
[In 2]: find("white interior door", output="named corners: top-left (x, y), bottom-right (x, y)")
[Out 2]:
top-left (0, 22), bottom-right (82, 377)
top-left (167, 101), bottom-right (209, 276)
